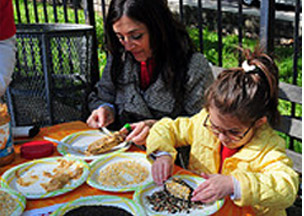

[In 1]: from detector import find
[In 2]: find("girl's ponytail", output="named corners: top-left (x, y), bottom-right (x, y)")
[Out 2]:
top-left (205, 48), bottom-right (280, 127)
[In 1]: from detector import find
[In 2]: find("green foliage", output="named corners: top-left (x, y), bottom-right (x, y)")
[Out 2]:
top-left (188, 27), bottom-right (302, 84)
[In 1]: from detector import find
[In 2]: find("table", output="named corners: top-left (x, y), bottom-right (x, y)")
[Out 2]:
top-left (0, 121), bottom-right (255, 216)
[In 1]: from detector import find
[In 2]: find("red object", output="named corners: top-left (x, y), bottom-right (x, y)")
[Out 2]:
top-left (0, 0), bottom-right (16, 40)
top-left (140, 58), bottom-right (155, 90)
top-left (21, 141), bottom-right (54, 159)
top-left (219, 144), bottom-right (240, 173)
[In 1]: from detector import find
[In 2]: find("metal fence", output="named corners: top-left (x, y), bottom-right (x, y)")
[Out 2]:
top-left (13, 0), bottom-right (100, 85)
top-left (7, 23), bottom-right (94, 126)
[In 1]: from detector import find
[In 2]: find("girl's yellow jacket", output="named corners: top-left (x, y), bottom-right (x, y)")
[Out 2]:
top-left (146, 109), bottom-right (299, 216)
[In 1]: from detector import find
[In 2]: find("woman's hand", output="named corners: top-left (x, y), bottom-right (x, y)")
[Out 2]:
top-left (86, 106), bottom-right (114, 128)
top-left (120, 119), bottom-right (156, 145)
top-left (191, 173), bottom-right (234, 203)
top-left (152, 155), bottom-right (174, 185)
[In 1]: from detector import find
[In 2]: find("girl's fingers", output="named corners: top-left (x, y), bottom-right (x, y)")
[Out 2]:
top-left (192, 181), bottom-right (209, 196)
top-left (152, 162), bottom-right (161, 184)
top-left (200, 194), bottom-right (218, 203)
top-left (162, 159), bottom-right (171, 183)
top-left (152, 157), bottom-right (172, 185)
top-left (200, 173), bottom-right (210, 179)
top-left (153, 161), bottom-right (165, 185)
top-left (191, 188), bottom-right (213, 202)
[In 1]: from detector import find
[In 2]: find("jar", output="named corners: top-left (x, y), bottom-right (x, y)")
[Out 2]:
top-left (0, 103), bottom-right (15, 166)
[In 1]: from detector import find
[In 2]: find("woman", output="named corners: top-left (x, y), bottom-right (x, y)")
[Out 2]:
top-left (87, 0), bottom-right (213, 145)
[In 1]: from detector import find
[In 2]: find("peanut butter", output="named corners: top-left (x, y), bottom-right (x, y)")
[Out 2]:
top-left (0, 103), bottom-right (14, 166)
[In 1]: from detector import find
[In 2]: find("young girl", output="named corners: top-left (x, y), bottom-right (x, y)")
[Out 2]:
top-left (146, 48), bottom-right (298, 216)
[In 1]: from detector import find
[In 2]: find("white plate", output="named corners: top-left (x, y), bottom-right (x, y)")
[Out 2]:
top-left (0, 187), bottom-right (26, 216)
top-left (58, 130), bottom-right (131, 160)
top-left (0, 157), bottom-right (90, 199)
top-left (87, 152), bottom-right (153, 192)
top-left (133, 174), bottom-right (225, 216)
top-left (50, 195), bottom-right (146, 216)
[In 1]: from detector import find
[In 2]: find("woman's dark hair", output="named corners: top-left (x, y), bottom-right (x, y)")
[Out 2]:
top-left (204, 48), bottom-right (280, 127)
top-left (105, 0), bottom-right (196, 95)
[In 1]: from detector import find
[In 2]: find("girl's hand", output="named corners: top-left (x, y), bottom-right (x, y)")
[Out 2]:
top-left (191, 173), bottom-right (234, 203)
top-left (152, 155), bottom-right (174, 185)
top-left (120, 120), bottom-right (156, 145)
top-left (86, 106), bottom-right (114, 128)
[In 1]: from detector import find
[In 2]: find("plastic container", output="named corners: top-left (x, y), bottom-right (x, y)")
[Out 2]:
top-left (20, 140), bottom-right (54, 159)
top-left (0, 103), bottom-right (15, 166)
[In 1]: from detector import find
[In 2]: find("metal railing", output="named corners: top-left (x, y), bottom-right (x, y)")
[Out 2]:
top-left (13, 0), bottom-right (100, 86)
top-left (14, 0), bottom-right (85, 24)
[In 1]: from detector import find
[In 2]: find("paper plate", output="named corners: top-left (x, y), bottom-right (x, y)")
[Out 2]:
top-left (0, 157), bottom-right (90, 199)
top-left (134, 174), bottom-right (225, 216)
top-left (0, 187), bottom-right (26, 216)
top-left (87, 152), bottom-right (153, 192)
top-left (58, 130), bottom-right (131, 160)
top-left (50, 195), bottom-right (146, 216)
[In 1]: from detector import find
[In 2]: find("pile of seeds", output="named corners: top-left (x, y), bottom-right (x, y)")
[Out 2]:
top-left (146, 190), bottom-right (205, 214)
top-left (98, 161), bottom-right (149, 187)
top-left (0, 190), bottom-right (17, 216)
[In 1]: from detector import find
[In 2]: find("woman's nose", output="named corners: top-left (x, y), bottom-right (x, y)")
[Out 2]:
top-left (122, 40), bottom-right (135, 51)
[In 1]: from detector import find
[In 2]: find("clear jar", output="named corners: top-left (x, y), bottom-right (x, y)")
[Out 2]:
top-left (0, 102), bottom-right (15, 166)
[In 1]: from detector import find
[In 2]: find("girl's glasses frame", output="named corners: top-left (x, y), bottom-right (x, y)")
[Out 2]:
top-left (203, 114), bottom-right (255, 141)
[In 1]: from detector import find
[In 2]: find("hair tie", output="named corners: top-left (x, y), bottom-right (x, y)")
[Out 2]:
top-left (242, 60), bottom-right (256, 73)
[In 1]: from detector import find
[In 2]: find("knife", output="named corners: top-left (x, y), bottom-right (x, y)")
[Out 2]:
top-left (44, 136), bottom-right (85, 153)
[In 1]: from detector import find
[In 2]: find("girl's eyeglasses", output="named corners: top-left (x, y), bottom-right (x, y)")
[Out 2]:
top-left (203, 114), bottom-right (255, 142)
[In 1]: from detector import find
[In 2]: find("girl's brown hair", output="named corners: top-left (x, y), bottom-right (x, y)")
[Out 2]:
top-left (205, 48), bottom-right (280, 127)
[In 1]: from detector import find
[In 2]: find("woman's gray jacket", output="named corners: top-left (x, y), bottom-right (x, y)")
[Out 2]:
top-left (88, 52), bottom-right (214, 129)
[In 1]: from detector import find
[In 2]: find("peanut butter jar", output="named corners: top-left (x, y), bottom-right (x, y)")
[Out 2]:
top-left (0, 103), bottom-right (15, 166)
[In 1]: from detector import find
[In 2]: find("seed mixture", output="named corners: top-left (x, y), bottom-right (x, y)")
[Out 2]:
top-left (98, 160), bottom-right (149, 187)
top-left (146, 190), bottom-right (205, 214)
top-left (0, 190), bottom-right (17, 216)
top-left (146, 178), bottom-right (205, 214)
top-left (62, 205), bottom-right (134, 216)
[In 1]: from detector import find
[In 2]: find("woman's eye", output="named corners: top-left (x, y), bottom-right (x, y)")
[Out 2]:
top-left (117, 35), bottom-right (124, 41)
top-left (131, 33), bottom-right (143, 40)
